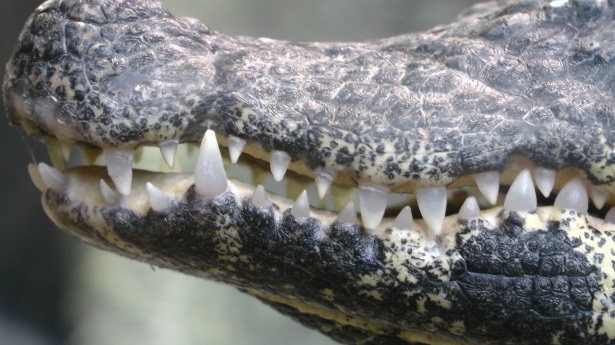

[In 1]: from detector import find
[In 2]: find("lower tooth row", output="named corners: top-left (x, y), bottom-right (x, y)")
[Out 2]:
top-left (39, 130), bottom-right (612, 237)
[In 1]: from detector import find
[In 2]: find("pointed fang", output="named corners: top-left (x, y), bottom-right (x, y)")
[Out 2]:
top-left (416, 186), bottom-right (447, 236)
top-left (60, 140), bottom-right (74, 162)
top-left (337, 199), bottom-right (358, 225)
top-left (28, 164), bottom-right (46, 192)
top-left (46, 138), bottom-right (64, 171)
top-left (393, 206), bottom-right (413, 231)
top-left (100, 179), bottom-right (120, 204)
top-left (228, 136), bottom-right (246, 164)
top-left (554, 178), bottom-right (588, 213)
top-left (270, 150), bottom-right (291, 182)
top-left (291, 190), bottom-right (310, 218)
top-left (534, 167), bottom-right (556, 197)
top-left (474, 171), bottom-right (499, 205)
top-left (195, 130), bottom-right (228, 197)
top-left (159, 140), bottom-right (179, 169)
top-left (359, 184), bottom-right (389, 231)
top-left (104, 148), bottom-right (134, 195)
top-left (146, 182), bottom-right (175, 211)
top-left (459, 196), bottom-right (480, 220)
top-left (38, 163), bottom-right (68, 192)
top-left (314, 168), bottom-right (335, 199)
top-left (591, 186), bottom-right (608, 210)
top-left (37, 162), bottom-right (68, 192)
top-left (504, 169), bottom-right (537, 212)
top-left (251, 185), bottom-right (272, 208)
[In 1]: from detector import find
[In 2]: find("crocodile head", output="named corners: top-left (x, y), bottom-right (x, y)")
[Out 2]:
top-left (5, 0), bottom-right (615, 344)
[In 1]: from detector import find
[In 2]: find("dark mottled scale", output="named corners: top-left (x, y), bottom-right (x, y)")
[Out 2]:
top-left (8, 1), bottom-right (615, 343)
top-left (8, 0), bottom-right (615, 186)
top-left (38, 161), bottom-right (613, 345)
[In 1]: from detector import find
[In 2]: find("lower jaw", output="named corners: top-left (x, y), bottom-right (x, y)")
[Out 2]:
top-left (29, 164), bottom-right (615, 345)
top-left (30, 164), bottom-right (615, 244)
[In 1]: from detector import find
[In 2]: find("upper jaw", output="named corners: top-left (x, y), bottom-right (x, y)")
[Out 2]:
top-left (5, 0), bottom-right (615, 235)
top-left (5, 0), bottom-right (615, 200)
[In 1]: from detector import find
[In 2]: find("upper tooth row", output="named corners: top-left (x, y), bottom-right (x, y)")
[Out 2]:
top-left (40, 130), bottom-right (611, 237)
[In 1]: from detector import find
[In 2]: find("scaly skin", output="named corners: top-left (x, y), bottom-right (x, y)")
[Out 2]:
top-left (4, 0), bottom-right (615, 344)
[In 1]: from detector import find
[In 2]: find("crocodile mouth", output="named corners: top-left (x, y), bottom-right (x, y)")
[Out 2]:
top-left (30, 130), bottom-right (615, 238)
top-left (8, 0), bottom-right (615, 343)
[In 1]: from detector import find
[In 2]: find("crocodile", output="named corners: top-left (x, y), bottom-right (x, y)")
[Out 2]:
top-left (5, 0), bottom-right (615, 343)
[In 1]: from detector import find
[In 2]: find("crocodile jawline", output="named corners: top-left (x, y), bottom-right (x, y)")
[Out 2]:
top-left (5, 0), bottom-right (615, 344)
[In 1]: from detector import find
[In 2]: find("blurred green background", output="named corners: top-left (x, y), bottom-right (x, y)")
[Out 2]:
top-left (0, 0), bottom-right (480, 344)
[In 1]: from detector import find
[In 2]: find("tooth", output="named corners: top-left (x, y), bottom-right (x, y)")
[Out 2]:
top-left (534, 167), bottom-right (556, 197)
top-left (228, 135), bottom-right (246, 164)
top-left (28, 163), bottom-right (46, 192)
top-left (46, 138), bottom-right (64, 171)
top-left (270, 150), bottom-right (291, 182)
top-left (60, 140), bottom-right (74, 162)
top-left (291, 190), bottom-right (310, 218)
top-left (359, 184), bottom-right (389, 230)
top-left (416, 186), bottom-right (447, 236)
top-left (337, 199), bottom-right (357, 224)
top-left (474, 171), bottom-right (499, 205)
top-left (251, 185), bottom-right (272, 208)
top-left (504, 169), bottom-right (537, 212)
top-left (393, 206), bottom-right (413, 231)
top-left (591, 186), bottom-right (608, 210)
top-left (195, 130), bottom-right (228, 197)
top-left (606, 206), bottom-right (615, 223)
top-left (314, 168), bottom-right (335, 199)
top-left (159, 140), bottom-right (179, 169)
top-left (104, 148), bottom-right (134, 195)
top-left (554, 178), bottom-right (588, 213)
top-left (37, 162), bottom-right (68, 191)
top-left (100, 179), bottom-right (120, 204)
top-left (459, 196), bottom-right (480, 220)
top-left (146, 182), bottom-right (175, 211)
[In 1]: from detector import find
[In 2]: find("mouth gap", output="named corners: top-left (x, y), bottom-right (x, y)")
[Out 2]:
top-left (54, 139), bottom-right (614, 225)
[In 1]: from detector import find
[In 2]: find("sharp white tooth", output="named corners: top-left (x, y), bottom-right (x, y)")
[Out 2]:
top-left (60, 140), bottom-right (74, 162)
top-left (393, 206), bottom-right (413, 231)
top-left (37, 162), bottom-right (68, 192)
top-left (534, 167), bottom-right (556, 197)
top-left (146, 182), bottom-right (175, 211)
top-left (270, 150), bottom-right (291, 182)
top-left (591, 186), bottom-right (608, 210)
top-left (291, 190), bottom-right (310, 218)
top-left (100, 179), bottom-right (120, 204)
top-left (554, 178), bottom-right (588, 213)
top-left (474, 171), bottom-right (499, 205)
top-left (104, 148), bottom-right (134, 195)
top-left (159, 140), bottom-right (179, 169)
top-left (251, 184), bottom-right (272, 208)
top-left (28, 164), bottom-right (46, 192)
top-left (337, 199), bottom-right (357, 224)
top-left (459, 196), bottom-right (481, 220)
top-left (46, 139), bottom-right (64, 171)
top-left (314, 168), bottom-right (335, 199)
top-left (359, 184), bottom-right (389, 230)
top-left (504, 169), bottom-right (537, 212)
top-left (605, 206), bottom-right (615, 223)
top-left (195, 130), bottom-right (228, 197)
top-left (416, 186), bottom-right (447, 236)
top-left (228, 135), bottom-right (246, 164)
